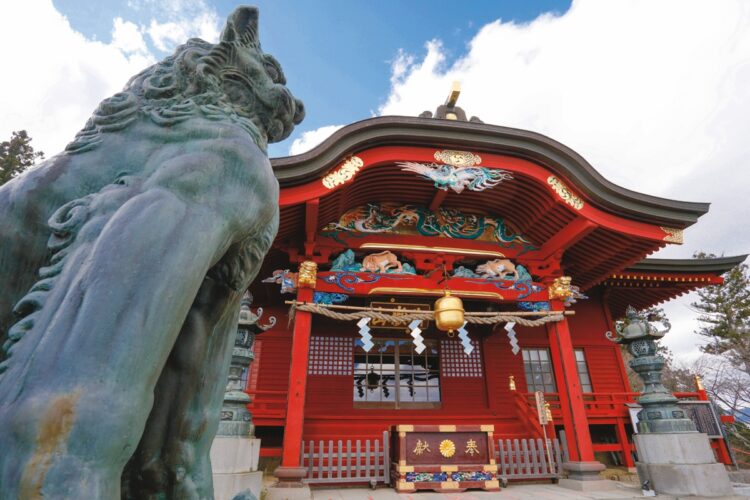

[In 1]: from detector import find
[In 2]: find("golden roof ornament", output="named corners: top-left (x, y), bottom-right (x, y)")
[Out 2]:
top-left (418, 81), bottom-right (483, 123)
top-left (694, 374), bottom-right (704, 391)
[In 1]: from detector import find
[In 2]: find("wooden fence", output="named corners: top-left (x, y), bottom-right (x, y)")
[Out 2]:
top-left (301, 431), bottom-right (390, 485)
top-left (496, 438), bottom-right (564, 484)
top-left (300, 433), bottom-right (563, 486)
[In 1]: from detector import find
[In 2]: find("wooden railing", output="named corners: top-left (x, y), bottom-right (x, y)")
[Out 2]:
top-left (301, 431), bottom-right (390, 485)
top-left (246, 389), bottom-right (287, 420)
top-left (519, 391), bottom-right (706, 419)
top-left (732, 448), bottom-right (750, 469)
top-left (512, 391), bottom-right (545, 439)
top-left (496, 437), bottom-right (564, 485)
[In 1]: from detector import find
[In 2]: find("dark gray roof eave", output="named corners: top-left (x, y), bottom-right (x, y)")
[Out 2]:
top-left (628, 255), bottom-right (748, 274)
top-left (271, 116), bottom-right (710, 228)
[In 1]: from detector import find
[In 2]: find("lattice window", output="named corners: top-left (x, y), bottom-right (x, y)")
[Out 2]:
top-left (575, 349), bottom-right (593, 392)
top-left (308, 336), bottom-right (354, 375)
top-left (522, 348), bottom-right (557, 393)
top-left (440, 339), bottom-right (483, 377)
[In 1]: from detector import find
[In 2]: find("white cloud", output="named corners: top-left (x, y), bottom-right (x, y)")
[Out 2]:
top-left (147, 11), bottom-right (220, 51)
top-left (112, 17), bottom-right (149, 56)
top-left (289, 125), bottom-right (344, 155)
top-left (134, 0), bottom-right (221, 50)
top-left (0, 0), bottom-right (222, 157)
top-left (0, 0), bottom-right (156, 156)
top-left (379, 0), bottom-right (750, 360)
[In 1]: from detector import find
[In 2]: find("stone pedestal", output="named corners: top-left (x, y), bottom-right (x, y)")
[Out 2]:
top-left (211, 436), bottom-right (262, 500)
top-left (634, 432), bottom-right (733, 497)
top-left (559, 461), bottom-right (616, 491)
top-left (264, 466), bottom-right (312, 500)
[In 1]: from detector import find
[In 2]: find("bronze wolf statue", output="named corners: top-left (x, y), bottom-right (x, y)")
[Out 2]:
top-left (0, 6), bottom-right (303, 498)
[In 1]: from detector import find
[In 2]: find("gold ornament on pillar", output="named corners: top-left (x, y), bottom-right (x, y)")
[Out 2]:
top-left (548, 276), bottom-right (573, 301)
top-left (297, 261), bottom-right (318, 289)
top-left (508, 375), bottom-right (516, 391)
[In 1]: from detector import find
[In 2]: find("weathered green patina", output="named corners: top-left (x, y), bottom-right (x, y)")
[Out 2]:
top-left (0, 6), bottom-right (303, 498)
top-left (608, 307), bottom-right (696, 434)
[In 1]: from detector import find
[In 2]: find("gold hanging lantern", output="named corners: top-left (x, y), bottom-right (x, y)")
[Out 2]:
top-left (434, 290), bottom-right (465, 334)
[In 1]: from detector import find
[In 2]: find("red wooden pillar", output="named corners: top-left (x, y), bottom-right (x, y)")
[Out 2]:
top-left (546, 321), bottom-right (578, 460)
top-left (615, 417), bottom-right (635, 469)
top-left (274, 287), bottom-right (314, 484)
top-left (547, 300), bottom-right (605, 480)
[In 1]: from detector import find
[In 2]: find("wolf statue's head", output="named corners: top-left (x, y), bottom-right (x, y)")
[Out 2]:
top-left (65, 6), bottom-right (304, 154)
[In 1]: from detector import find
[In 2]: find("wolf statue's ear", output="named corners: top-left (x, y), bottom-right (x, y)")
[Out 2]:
top-left (220, 6), bottom-right (260, 46)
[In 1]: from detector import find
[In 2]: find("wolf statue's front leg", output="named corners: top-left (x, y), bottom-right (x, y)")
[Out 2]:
top-left (0, 150), bottom-right (277, 499)
top-left (123, 225), bottom-right (278, 499)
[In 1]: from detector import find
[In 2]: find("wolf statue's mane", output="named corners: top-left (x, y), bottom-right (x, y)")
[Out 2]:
top-left (1, 33), bottom-right (296, 371)
top-left (66, 33), bottom-right (292, 155)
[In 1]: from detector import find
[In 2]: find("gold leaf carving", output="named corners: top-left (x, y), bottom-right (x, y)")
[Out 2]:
top-left (322, 156), bottom-right (364, 189)
top-left (433, 149), bottom-right (482, 168)
top-left (661, 226), bottom-right (684, 244)
top-left (547, 176), bottom-right (584, 210)
top-left (297, 261), bottom-right (318, 289)
top-left (549, 276), bottom-right (573, 301)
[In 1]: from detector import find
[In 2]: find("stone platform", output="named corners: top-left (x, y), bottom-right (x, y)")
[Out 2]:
top-left (635, 432), bottom-right (734, 498)
top-left (211, 436), bottom-right (262, 500)
top-left (306, 482), bottom-right (749, 499)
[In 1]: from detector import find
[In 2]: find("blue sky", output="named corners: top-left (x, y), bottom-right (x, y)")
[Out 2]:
top-left (53, 0), bottom-right (571, 156)
top-left (2, 0), bottom-right (749, 360)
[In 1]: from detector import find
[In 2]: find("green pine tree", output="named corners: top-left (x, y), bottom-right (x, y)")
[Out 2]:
top-left (0, 130), bottom-right (45, 185)
top-left (692, 252), bottom-right (750, 370)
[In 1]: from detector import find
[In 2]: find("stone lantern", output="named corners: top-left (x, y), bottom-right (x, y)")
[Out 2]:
top-left (608, 306), bottom-right (694, 433)
top-left (211, 292), bottom-right (275, 500)
top-left (217, 292), bottom-right (275, 437)
top-left (608, 306), bottom-right (732, 497)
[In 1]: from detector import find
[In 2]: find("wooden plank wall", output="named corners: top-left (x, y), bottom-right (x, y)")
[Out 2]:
top-left (251, 294), bottom-right (630, 443)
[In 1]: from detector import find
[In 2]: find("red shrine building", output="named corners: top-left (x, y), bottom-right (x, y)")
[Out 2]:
top-left (244, 95), bottom-right (746, 489)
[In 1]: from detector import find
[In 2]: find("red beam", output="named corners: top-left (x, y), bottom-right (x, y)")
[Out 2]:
top-left (279, 146), bottom-right (671, 243)
top-left (533, 217), bottom-right (597, 261)
top-left (304, 198), bottom-right (320, 257)
top-left (313, 271), bottom-right (549, 302)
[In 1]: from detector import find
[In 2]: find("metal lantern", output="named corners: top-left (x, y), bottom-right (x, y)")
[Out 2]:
top-left (434, 290), bottom-right (465, 333)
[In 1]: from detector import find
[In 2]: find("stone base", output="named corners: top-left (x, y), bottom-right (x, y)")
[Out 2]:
top-left (558, 478), bottom-right (617, 491)
top-left (273, 465), bottom-right (308, 485)
top-left (634, 432), bottom-right (733, 497)
top-left (265, 483), bottom-right (312, 500)
top-left (213, 471), bottom-right (262, 500)
top-left (729, 469), bottom-right (750, 483)
top-left (211, 437), bottom-right (261, 473)
top-left (210, 436), bottom-right (262, 500)
top-left (559, 461), bottom-right (616, 491)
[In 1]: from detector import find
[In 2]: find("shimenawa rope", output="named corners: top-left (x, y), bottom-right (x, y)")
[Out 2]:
top-left (289, 302), bottom-right (563, 327)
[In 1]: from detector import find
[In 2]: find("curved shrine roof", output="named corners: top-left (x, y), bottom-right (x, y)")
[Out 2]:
top-left (272, 116), bottom-right (708, 227)
top-left (269, 115), bottom-right (718, 291)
